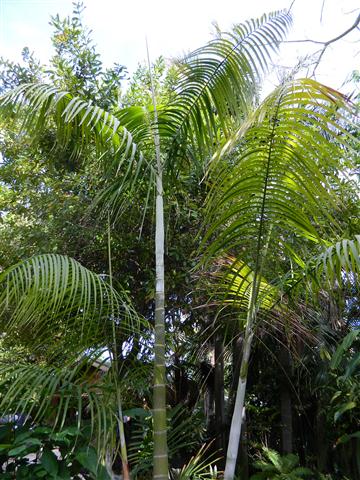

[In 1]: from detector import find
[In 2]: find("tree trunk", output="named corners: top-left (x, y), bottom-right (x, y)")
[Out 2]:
top-left (214, 332), bottom-right (225, 454)
top-left (279, 349), bottom-right (293, 455)
top-left (153, 186), bottom-right (168, 479)
top-left (204, 346), bottom-right (215, 431)
top-left (237, 410), bottom-right (249, 480)
top-left (148, 43), bottom-right (168, 480)
top-left (117, 396), bottom-right (130, 480)
top-left (224, 316), bottom-right (254, 480)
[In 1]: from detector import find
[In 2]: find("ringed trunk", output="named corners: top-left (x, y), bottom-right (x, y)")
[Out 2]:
top-left (147, 41), bottom-right (169, 480)
top-left (153, 183), bottom-right (168, 479)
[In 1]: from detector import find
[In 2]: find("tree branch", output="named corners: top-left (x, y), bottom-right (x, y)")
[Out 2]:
top-left (285, 13), bottom-right (360, 46)
top-left (284, 13), bottom-right (360, 77)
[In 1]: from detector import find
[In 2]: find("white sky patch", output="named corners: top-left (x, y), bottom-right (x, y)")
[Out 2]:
top-left (0, 0), bottom-right (359, 91)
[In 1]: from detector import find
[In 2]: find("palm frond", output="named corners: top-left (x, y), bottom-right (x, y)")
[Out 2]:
top-left (0, 84), bottom-right (151, 214)
top-left (170, 442), bottom-right (220, 480)
top-left (330, 329), bottom-right (359, 370)
top-left (204, 79), bottom-right (357, 267)
top-left (0, 254), bottom-right (136, 353)
top-left (0, 352), bottom-right (119, 452)
top-left (314, 235), bottom-right (360, 282)
top-left (283, 236), bottom-right (360, 301)
top-left (216, 257), bottom-right (279, 310)
top-left (162, 11), bottom-right (292, 167)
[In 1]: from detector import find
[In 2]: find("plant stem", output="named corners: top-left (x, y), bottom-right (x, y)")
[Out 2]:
top-left (224, 295), bottom-right (255, 480)
top-left (108, 215), bottom-right (130, 480)
top-left (147, 39), bottom-right (169, 480)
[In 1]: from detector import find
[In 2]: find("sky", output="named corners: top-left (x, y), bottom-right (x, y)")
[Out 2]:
top-left (0, 0), bottom-right (359, 93)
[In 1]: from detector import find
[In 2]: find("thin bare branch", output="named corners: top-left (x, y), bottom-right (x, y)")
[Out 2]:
top-left (285, 13), bottom-right (360, 46)
top-left (284, 13), bottom-right (360, 77)
top-left (288, 0), bottom-right (296, 14)
top-left (320, 0), bottom-right (326, 23)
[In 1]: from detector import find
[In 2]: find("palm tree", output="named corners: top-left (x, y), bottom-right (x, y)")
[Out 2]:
top-left (1, 8), bottom-right (357, 479)
top-left (202, 80), bottom-right (358, 478)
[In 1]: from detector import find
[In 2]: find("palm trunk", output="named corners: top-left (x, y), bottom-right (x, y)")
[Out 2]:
top-left (224, 302), bottom-right (255, 480)
top-left (238, 409), bottom-right (249, 480)
top-left (147, 42), bottom-right (168, 480)
top-left (108, 217), bottom-right (130, 480)
top-left (214, 332), bottom-right (225, 454)
top-left (117, 394), bottom-right (130, 480)
top-left (280, 349), bottom-right (293, 455)
top-left (224, 220), bottom-right (273, 479)
top-left (153, 178), bottom-right (168, 479)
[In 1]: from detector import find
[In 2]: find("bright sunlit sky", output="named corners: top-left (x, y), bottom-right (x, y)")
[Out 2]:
top-left (0, 0), bottom-right (359, 93)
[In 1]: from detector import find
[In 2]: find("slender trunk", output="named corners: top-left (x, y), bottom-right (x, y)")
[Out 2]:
top-left (205, 346), bottom-right (215, 430)
top-left (147, 42), bottom-right (168, 480)
top-left (224, 220), bottom-right (273, 479)
top-left (214, 333), bottom-right (225, 454)
top-left (224, 319), bottom-right (254, 480)
top-left (153, 173), bottom-right (168, 479)
top-left (280, 387), bottom-right (293, 454)
top-left (108, 216), bottom-right (130, 480)
top-left (237, 409), bottom-right (249, 480)
top-left (232, 335), bottom-right (242, 384)
top-left (117, 394), bottom-right (130, 480)
top-left (280, 349), bottom-right (293, 455)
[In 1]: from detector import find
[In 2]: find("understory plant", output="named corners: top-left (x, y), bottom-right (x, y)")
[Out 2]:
top-left (250, 448), bottom-right (313, 480)
top-left (0, 423), bottom-right (110, 479)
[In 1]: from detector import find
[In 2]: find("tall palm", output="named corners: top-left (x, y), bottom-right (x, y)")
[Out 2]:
top-left (0, 11), bottom-right (294, 478)
top-left (202, 79), bottom-right (358, 478)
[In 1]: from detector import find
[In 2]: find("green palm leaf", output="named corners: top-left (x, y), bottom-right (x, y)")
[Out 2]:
top-left (0, 353), bottom-right (118, 451)
top-left (283, 236), bottom-right (360, 301)
top-left (216, 256), bottom-right (279, 311)
top-left (0, 84), bottom-right (150, 208)
top-left (2, 84), bottom-right (138, 155)
top-left (0, 254), bottom-right (136, 354)
top-left (314, 235), bottom-right (360, 281)
top-left (163, 11), bottom-right (292, 168)
top-left (204, 79), bottom-right (356, 265)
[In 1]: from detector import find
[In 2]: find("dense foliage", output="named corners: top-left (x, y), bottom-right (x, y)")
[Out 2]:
top-left (0, 2), bottom-right (359, 479)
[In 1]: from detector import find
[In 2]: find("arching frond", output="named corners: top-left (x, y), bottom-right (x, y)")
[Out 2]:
top-left (213, 257), bottom-right (279, 311)
top-left (0, 254), bottom-right (136, 354)
top-left (0, 352), bottom-right (119, 452)
top-left (162, 11), bottom-right (292, 167)
top-left (204, 79), bottom-right (357, 267)
top-left (314, 235), bottom-right (360, 282)
top-left (330, 329), bottom-right (359, 371)
top-left (0, 84), bottom-right (150, 210)
top-left (283, 236), bottom-right (360, 297)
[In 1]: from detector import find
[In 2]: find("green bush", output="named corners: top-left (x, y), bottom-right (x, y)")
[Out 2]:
top-left (0, 423), bottom-right (110, 479)
top-left (250, 448), bottom-right (313, 480)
